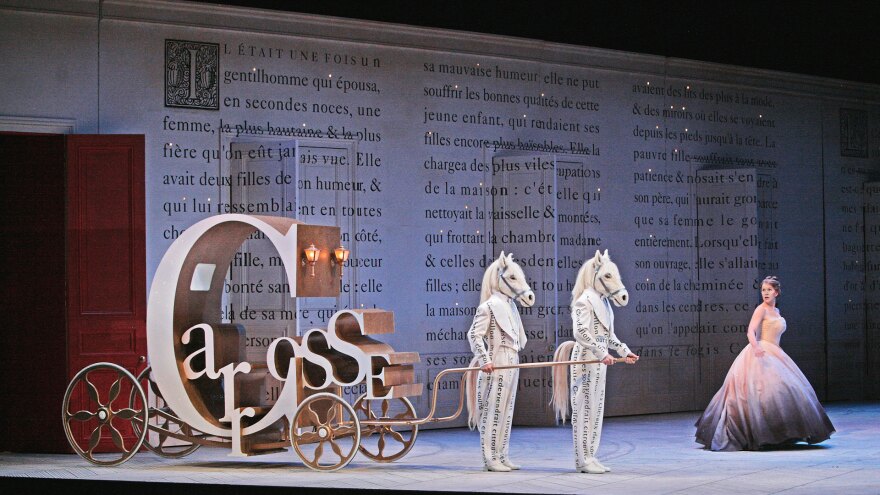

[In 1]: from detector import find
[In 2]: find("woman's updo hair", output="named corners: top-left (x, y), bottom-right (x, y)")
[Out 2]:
top-left (762, 275), bottom-right (781, 294)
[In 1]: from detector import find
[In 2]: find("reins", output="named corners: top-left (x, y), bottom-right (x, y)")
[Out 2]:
top-left (498, 265), bottom-right (531, 300)
top-left (592, 259), bottom-right (626, 299)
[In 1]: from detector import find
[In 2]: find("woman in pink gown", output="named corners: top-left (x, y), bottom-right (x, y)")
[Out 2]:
top-left (695, 276), bottom-right (835, 451)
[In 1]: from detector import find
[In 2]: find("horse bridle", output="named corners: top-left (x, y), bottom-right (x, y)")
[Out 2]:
top-left (592, 259), bottom-right (626, 299)
top-left (498, 265), bottom-right (531, 301)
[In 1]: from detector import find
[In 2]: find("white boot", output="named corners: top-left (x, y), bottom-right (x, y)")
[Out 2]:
top-left (485, 461), bottom-right (511, 472)
top-left (578, 458), bottom-right (606, 474)
top-left (592, 459), bottom-right (611, 472)
top-left (502, 459), bottom-right (521, 470)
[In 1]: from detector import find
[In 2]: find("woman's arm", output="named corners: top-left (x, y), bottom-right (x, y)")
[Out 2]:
top-left (747, 305), bottom-right (766, 357)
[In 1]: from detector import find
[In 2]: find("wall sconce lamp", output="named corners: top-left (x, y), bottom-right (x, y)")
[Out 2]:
top-left (332, 245), bottom-right (350, 279)
top-left (302, 243), bottom-right (320, 277)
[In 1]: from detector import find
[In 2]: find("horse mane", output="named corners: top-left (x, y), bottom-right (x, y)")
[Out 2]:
top-left (570, 259), bottom-right (596, 307)
top-left (479, 258), bottom-right (501, 303)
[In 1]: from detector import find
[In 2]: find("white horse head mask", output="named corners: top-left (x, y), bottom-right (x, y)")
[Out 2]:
top-left (480, 251), bottom-right (535, 307)
top-left (573, 249), bottom-right (629, 307)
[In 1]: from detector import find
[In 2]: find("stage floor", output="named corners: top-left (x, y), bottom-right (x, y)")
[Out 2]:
top-left (2, 402), bottom-right (878, 494)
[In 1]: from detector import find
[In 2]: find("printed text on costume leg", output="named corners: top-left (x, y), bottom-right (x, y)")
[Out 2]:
top-left (588, 365), bottom-right (604, 457)
top-left (571, 346), bottom-right (586, 465)
top-left (481, 373), bottom-right (496, 463)
top-left (582, 362), bottom-right (597, 458)
top-left (489, 372), bottom-right (504, 462)
top-left (593, 363), bottom-right (607, 456)
top-left (500, 365), bottom-right (518, 459)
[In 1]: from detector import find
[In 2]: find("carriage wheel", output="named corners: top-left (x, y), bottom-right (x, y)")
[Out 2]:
top-left (290, 393), bottom-right (361, 471)
top-left (129, 366), bottom-right (200, 458)
top-left (353, 395), bottom-right (418, 462)
top-left (62, 363), bottom-right (148, 466)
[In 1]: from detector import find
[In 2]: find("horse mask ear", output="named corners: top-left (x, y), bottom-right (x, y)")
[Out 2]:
top-left (499, 251), bottom-right (509, 267)
top-left (602, 249), bottom-right (609, 260)
top-left (593, 250), bottom-right (603, 264)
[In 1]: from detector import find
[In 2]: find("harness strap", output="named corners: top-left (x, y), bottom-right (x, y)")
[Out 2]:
top-left (592, 260), bottom-right (626, 299)
top-left (498, 266), bottom-right (530, 299)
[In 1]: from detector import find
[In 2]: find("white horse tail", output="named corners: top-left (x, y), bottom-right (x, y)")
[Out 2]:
top-left (465, 356), bottom-right (481, 430)
top-left (551, 340), bottom-right (576, 423)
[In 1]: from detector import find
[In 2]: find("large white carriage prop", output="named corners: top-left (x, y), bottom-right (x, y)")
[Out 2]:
top-left (62, 215), bottom-right (629, 471)
top-left (61, 214), bottom-right (431, 471)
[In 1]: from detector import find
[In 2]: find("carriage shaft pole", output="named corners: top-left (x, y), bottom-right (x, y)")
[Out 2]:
top-left (359, 357), bottom-right (628, 427)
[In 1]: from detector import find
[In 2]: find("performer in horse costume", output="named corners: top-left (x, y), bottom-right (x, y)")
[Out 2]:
top-left (465, 252), bottom-right (535, 472)
top-left (552, 249), bottom-right (638, 474)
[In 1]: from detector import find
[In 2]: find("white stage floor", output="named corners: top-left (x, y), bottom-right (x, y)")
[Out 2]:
top-left (1, 402), bottom-right (878, 494)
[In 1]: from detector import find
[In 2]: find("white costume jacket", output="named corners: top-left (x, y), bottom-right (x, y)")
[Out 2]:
top-left (569, 288), bottom-right (631, 469)
top-left (572, 288), bottom-right (632, 361)
top-left (467, 291), bottom-right (527, 468)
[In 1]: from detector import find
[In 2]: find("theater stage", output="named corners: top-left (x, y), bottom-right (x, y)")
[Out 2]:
top-left (2, 402), bottom-right (877, 494)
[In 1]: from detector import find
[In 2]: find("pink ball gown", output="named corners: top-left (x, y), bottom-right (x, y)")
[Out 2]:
top-left (695, 311), bottom-right (835, 451)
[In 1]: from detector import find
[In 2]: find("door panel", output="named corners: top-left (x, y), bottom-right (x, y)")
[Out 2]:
top-left (227, 140), bottom-right (298, 363)
top-left (492, 154), bottom-right (557, 426)
top-left (695, 168), bottom-right (758, 405)
top-left (66, 135), bottom-right (146, 451)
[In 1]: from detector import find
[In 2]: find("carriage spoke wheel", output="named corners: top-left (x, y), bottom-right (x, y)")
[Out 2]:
top-left (130, 366), bottom-right (200, 458)
top-left (291, 393), bottom-right (361, 471)
top-left (62, 363), bottom-right (148, 466)
top-left (353, 395), bottom-right (418, 462)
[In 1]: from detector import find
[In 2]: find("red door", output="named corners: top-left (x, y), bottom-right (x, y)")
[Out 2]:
top-left (65, 135), bottom-right (146, 452)
top-left (0, 133), bottom-right (146, 453)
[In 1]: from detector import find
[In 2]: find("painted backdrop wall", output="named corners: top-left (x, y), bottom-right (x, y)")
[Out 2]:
top-left (1, 0), bottom-right (879, 426)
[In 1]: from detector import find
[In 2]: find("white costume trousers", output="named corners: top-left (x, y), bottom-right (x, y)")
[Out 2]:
top-left (570, 343), bottom-right (607, 467)
top-left (477, 346), bottom-right (519, 466)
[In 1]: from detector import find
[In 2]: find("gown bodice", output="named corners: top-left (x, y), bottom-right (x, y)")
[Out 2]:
top-left (759, 312), bottom-right (786, 346)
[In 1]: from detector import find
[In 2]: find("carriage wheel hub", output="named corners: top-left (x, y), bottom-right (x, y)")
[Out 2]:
top-left (97, 408), bottom-right (109, 422)
top-left (318, 427), bottom-right (329, 439)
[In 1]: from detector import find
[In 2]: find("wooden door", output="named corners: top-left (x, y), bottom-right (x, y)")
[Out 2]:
top-left (491, 154), bottom-right (558, 425)
top-left (65, 135), bottom-right (146, 451)
top-left (0, 133), bottom-right (145, 453)
top-left (227, 140), bottom-right (298, 363)
top-left (694, 168), bottom-right (759, 406)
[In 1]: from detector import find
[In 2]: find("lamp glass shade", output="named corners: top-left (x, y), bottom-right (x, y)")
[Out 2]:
top-left (304, 244), bottom-right (320, 263)
top-left (334, 246), bottom-right (350, 263)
